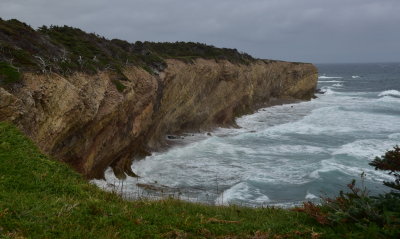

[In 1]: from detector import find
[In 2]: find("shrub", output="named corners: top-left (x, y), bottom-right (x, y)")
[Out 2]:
top-left (112, 80), bottom-right (126, 92)
top-left (0, 61), bottom-right (21, 85)
top-left (370, 145), bottom-right (400, 192)
top-left (141, 65), bottom-right (153, 74)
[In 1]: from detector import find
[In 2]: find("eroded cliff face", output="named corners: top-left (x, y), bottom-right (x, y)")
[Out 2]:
top-left (0, 59), bottom-right (317, 178)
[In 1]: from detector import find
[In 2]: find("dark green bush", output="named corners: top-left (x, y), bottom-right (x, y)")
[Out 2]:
top-left (141, 41), bottom-right (254, 64)
top-left (370, 145), bottom-right (400, 191)
top-left (112, 80), bottom-right (126, 92)
top-left (0, 61), bottom-right (21, 85)
top-left (141, 65), bottom-right (153, 74)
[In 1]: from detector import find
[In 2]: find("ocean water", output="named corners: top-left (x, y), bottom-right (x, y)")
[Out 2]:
top-left (93, 63), bottom-right (400, 207)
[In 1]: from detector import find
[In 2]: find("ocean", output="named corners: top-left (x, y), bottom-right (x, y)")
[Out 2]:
top-left (93, 63), bottom-right (400, 207)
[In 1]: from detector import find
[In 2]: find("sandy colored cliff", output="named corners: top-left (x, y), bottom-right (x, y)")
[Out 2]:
top-left (0, 59), bottom-right (317, 178)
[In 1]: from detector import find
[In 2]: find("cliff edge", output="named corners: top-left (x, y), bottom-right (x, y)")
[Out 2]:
top-left (0, 19), bottom-right (318, 178)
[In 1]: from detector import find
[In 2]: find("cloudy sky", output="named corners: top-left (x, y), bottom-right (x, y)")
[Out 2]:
top-left (1, 0), bottom-right (399, 63)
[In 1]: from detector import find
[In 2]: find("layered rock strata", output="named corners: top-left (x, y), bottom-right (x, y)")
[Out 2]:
top-left (0, 59), bottom-right (317, 178)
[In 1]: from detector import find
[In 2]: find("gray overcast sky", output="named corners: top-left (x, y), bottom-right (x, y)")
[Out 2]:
top-left (1, 0), bottom-right (399, 63)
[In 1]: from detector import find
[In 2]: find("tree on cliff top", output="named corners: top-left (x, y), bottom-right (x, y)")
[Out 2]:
top-left (370, 145), bottom-right (400, 192)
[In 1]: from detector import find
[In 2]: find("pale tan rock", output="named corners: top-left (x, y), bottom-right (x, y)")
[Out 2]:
top-left (0, 59), bottom-right (317, 178)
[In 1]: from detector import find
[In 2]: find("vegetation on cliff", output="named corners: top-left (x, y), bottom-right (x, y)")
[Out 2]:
top-left (0, 62), bottom-right (20, 85)
top-left (0, 18), bottom-right (254, 87)
top-left (0, 122), bottom-right (394, 238)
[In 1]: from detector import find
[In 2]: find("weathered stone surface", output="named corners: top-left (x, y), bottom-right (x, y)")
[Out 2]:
top-left (0, 59), bottom-right (317, 178)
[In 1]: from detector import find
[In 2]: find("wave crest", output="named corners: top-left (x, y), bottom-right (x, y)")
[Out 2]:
top-left (215, 182), bottom-right (270, 206)
top-left (378, 90), bottom-right (400, 98)
top-left (318, 76), bottom-right (343, 79)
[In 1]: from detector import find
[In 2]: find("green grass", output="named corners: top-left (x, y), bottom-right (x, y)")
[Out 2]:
top-left (0, 122), bottom-right (384, 238)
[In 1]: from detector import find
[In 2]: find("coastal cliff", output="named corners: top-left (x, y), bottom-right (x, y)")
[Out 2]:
top-left (0, 59), bottom-right (317, 178)
top-left (0, 19), bottom-right (318, 178)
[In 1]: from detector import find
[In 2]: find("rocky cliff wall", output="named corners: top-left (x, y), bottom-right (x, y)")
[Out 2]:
top-left (0, 59), bottom-right (317, 178)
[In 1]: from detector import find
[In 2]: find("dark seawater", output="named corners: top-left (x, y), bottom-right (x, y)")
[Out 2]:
top-left (94, 63), bottom-right (400, 207)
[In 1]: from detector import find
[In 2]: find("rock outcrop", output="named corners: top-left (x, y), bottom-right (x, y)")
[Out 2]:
top-left (0, 58), bottom-right (317, 178)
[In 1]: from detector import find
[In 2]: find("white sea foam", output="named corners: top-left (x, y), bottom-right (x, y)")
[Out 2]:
top-left (388, 133), bottom-right (400, 140)
top-left (305, 192), bottom-right (318, 200)
top-left (377, 96), bottom-right (400, 103)
top-left (215, 182), bottom-right (270, 206)
top-left (263, 145), bottom-right (327, 155)
top-left (323, 88), bottom-right (335, 95)
top-left (264, 121), bottom-right (349, 136)
top-left (91, 168), bottom-right (138, 196)
top-left (309, 159), bottom-right (392, 182)
top-left (318, 80), bottom-right (344, 83)
top-left (260, 104), bottom-right (384, 136)
top-left (332, 83), bottom-right (343, 87)
top-left (318, 76), bottom-right (343, 79)
top-left (269, 202), bottom-right (304, 208)
top-left (378, 90), bottom-right (400, 98)
top-left (352, 75), bottom-right (361, 79)
top-left (333, 139), bottom-right (397, 159)
top-left (308, 160), bottom-right (337, 179)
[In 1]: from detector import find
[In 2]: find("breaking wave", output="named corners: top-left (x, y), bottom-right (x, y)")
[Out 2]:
top-left (332, 83), bottom-right (343, 87)
top-left (378, 90), bottom-right (400, 98)
top-left (318, 76), bottom-right (343, 79)
top-left (215, 182), bottom-right (270, 206)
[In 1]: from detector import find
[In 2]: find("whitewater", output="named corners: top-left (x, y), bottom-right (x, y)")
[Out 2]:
top-left (93, 63), bottom-right (400, 207)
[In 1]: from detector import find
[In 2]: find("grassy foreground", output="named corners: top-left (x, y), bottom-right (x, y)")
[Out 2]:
top-left (0, 122), bottom-right (378, 238)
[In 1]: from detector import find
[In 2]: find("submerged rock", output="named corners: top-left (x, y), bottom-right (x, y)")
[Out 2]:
top-left (315, 88), bottom-right (326, 94)
top-left (166, 135), bottom-right (183, 140)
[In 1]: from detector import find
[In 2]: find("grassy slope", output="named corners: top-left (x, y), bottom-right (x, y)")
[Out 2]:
top-left (0, 122), bottom-right (373, 239)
